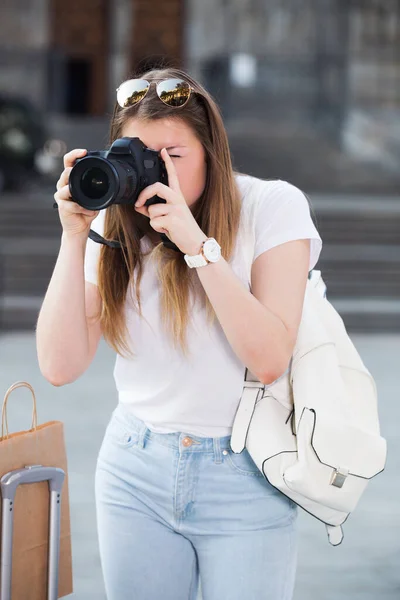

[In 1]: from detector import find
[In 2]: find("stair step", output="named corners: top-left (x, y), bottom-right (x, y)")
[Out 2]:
top-left (0, 189), bottom-right (399, 331)
top-left (1, 295), bottom-right (399, 333)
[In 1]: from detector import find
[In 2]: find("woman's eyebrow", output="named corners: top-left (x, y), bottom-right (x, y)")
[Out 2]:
top-left (147, 145), bottom-right (187, 152)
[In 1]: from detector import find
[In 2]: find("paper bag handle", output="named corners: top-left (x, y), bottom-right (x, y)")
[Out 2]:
top-left (1, 381), bottom-right (38, 440)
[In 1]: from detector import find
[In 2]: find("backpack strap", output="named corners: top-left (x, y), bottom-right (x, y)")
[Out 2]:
top-left (326, 524), bottom-right (344, 546)
top-left (230, 368), bottom-right (264, 453)
top-left (308, 269), bottom-right (327, 298)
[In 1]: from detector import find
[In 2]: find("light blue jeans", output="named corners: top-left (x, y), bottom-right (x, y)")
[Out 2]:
top-left (95, 402), bottom-right (298, 600)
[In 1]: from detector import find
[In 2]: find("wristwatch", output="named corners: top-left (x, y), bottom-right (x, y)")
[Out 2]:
top-left (184, 237), bottom-right (222, 268)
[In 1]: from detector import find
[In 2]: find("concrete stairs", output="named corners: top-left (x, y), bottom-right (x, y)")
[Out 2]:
top-left (0, 186), bottom-right (399, 333)
top-left (0, 189), bottom-right (62, 330)
top-left (310, 195), bottom-right (400, 332)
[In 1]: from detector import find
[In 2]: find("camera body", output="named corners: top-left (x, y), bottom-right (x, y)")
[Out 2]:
top-left (69, 137), bottom-right (169, 211)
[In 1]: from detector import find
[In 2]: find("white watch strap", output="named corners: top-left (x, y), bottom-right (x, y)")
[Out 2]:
top-left (184, 253), bottom-right (208, 268)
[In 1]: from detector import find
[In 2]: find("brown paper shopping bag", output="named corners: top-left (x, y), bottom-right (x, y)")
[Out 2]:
top-left (0, 381), bottom-right (73, 599)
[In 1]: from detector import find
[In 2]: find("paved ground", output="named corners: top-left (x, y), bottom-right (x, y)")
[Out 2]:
top-left (0, 331), bottom-right (398, 599)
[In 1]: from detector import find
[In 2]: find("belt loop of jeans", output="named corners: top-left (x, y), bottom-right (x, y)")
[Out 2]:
top-left (213, 437), bottom-right (222, 464)
top-left (136, 422), bottom-right (148, 449)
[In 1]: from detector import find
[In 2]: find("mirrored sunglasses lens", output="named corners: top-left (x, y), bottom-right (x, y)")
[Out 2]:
top-left (117, 80), bottom-right (149, 107)
top-left (157, 79), bottom-right (191, 107)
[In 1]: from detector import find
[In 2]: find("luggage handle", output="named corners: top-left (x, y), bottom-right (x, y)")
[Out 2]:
top-left (1, 381), bottom-right (38, 440)
top-left (0, 465), bottom-right (65, 600)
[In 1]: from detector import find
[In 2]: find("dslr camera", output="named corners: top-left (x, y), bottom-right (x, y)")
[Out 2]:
top-left (68, 136), bottom-right (179, 251)
top-left (69, 137), bottom-right (168, 211)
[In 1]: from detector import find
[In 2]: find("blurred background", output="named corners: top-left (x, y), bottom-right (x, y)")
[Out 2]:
top-left (0, 0), bottom-right (399, 598)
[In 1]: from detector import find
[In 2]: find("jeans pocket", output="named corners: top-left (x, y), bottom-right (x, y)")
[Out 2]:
top-left (224, 447), bottom-right (264, 476)
top-left (104, 414), bottom-right (140, 449)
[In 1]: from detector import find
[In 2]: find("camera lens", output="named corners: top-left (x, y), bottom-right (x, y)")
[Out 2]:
top-left (69, 146), bottom-right (142, 210)
top-left (69, 156), bottom-right (119, 210)
top-left (80, 167), bottom-right (109, 200)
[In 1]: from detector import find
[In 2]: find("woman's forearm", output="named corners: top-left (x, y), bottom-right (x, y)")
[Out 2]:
top-left (36, 232), bottom-right (91, 385)
top-left (195, 256), bottom-right (290, 384)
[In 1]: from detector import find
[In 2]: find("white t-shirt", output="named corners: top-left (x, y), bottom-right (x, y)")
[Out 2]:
top-left (84, 174), bottom-right (323, 437)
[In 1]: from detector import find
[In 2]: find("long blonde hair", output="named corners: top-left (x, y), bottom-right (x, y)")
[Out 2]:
top-left (96, 67), bottom-right (242, 359)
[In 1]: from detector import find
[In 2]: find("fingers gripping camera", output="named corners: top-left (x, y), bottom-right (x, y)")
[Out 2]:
top-left (66, 137), bottom-right (179, 252)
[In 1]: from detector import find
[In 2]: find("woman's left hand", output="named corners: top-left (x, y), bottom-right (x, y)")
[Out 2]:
top-left (134, 148), bottom-right (207, 256)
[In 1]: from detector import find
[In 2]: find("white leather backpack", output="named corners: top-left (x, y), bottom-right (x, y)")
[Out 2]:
top-left (230, 269), bottom-right (388, 546)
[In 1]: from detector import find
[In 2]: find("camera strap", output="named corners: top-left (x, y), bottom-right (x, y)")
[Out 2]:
top-left (88, 229), bottom-right (181, 252)
top-left (52, 202), bottom-right (180, 252)
top-left (88, 229), bottom-right (123, 249)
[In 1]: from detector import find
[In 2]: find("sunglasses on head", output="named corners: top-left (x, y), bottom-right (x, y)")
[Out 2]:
top-left (116, 77), bottom-right (194, 109)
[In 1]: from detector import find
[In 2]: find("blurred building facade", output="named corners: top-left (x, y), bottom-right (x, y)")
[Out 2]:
top-left (188, 0), bottom-right (400, 182)
top-left (1, 0), bottom-right (399, 191)
top-left (0, 0), bottom-right (399, 333)
top-left (0, 0), bottom-right (184, 116)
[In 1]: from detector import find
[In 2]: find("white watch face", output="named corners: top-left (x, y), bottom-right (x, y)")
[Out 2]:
top-left (203, 239), bottom-right (221, 262)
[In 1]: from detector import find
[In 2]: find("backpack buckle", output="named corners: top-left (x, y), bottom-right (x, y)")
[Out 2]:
top-left (330, 466), bottom-right (349, 488)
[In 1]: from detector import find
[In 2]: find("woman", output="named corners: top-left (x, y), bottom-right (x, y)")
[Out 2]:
top-left (37, 67), bottom-right (322, 600)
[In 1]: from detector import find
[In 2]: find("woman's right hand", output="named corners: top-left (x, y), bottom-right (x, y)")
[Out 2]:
top-left (54, 149), bottom-right (100, 238)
